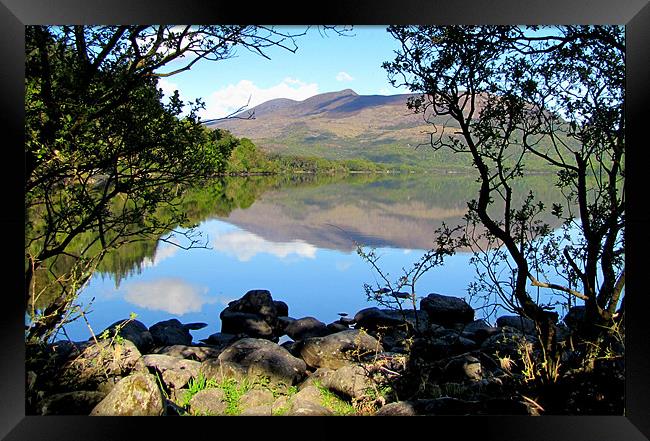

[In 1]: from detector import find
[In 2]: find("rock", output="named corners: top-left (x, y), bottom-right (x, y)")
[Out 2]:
top-left (65, 339), bottom-right (146, 385)
top-left (183, 322), bottom-right (208, 331)
top-left (239, 388), bottom-right (275, 409)
top-left (299, 329), bottom-right (384, 369)
top-left (376, 398), bottom-right (481, 416)
top-left (353, 307), bottom-right (429, 333)
top-left (39, 391), bottom-right (106, 415)
top-left (150, 319), bottom-right (193, 347)
top-left (153, 344), bottom-right (223, 362)
top-left (220, 310), bottom-right (276, 340)
top-left (284, 316), bottom-right (330, 341)
top-left (188, 388), bottom-right (227, 416)
top-left (141, 354), bottom-right (201, 389)
top-left (274, 300), bottom-right (289, 317)
top-left (286, 385), bottom-right (334, 416)
top-left (202, 338), bottom-right (307, 385)
top-left (409, 334), bottom-right (477, 362)
top-left (563, 306), bottom-right (586, 330)
top-left (441, 353), bottom-right (483, 382)
top-left (420, 293), bottom-right (475, 326)
top-left (326, 322), bottom-right (350, 333)
top-left (240, 405), bottom-right (273, 416)
top-left (97, 319), bottom-right (154, 353)
top-left (90, 373), bottom-right (165, 416)
top-left (496, 315), bottom-right (537, 335)
top-left (480, 330), bottom-right (537, 359)
top-left (311, 365), bottom-right (371, 400)
top-left (199, 332), bottom-right (242, 349)
top-left (276, 316), bottom-right (296, 335)
top-left (228, 289), bottom-right (278, 322)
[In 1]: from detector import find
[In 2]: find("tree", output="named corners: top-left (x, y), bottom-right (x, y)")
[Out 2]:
top-left (24, 25), bottom-right (348, 341)
top-left (383, 25), bottom-right (624, 365)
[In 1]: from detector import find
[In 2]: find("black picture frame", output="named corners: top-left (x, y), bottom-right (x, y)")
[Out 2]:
top-left (2, 0), bottom-right (648, 439)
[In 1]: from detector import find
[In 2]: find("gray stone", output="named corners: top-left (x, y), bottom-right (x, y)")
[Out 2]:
top-left (563, 306), bottom-right (586, 330)
top-left (153, 344), bottom-right (223, 362)
top-left (375, 398), bottom-right (481, 416)
top-left (90, 373), bottom-right (165, 416)
top-left (220, 309), bottom-right (276, 340)
top-left (312, 365), bottom-right (372, 400)
top-left (409, 334), bottom-right (478, 362)
top-left (40, 391), bottom-right (107, 415)
top-left (274, 300), bottom-right (289, 317)
top-left (65, 339), bottom-right (146, 385)
top-left (188, 388), bottom-right (227, 416)
top-left (240, 405), bottom-right (273, 416)
top-left (239, 388), bottom-right (275, 409)
top-left (420, 293), bottom-right (475, 326)
top-left (228, 289), bottom-right (278, 321)
top-left (480, 330), bottom-right (537, 359)
top-left (284, 316), bottom-right (330, 340)
top-left (299, 329), bottom-right (384, 369)
top-left (98, 319), bottom-right (154, 353)
top-left (150, 319), bottom-right (193, 347)
top-left (204, 338), bottom-right (307, 385)
top-left (141, 354), bottom-right (201, 389)
top-left (327, 322), bottom-right (350, 333)
top-left (353, 307), bottom-right (429, 333)
top-left (286, 385), bottom-right (334, 416)
top-left (496, 315), bottom-right (537, 334)
top-left (442, 354), bottom-right (483, 382)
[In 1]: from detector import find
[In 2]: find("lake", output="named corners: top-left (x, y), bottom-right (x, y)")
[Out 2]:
top-left (59, 172), bottom-right (570, 343)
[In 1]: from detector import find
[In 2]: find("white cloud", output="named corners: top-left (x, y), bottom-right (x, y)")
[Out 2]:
top-left (141, 244), bottom-right (180, 269)
top-left (212, 230), bottom-right (317, 262)
top-left (122, 278), bottom-right (219, 315)
top-left (200, 77), bottom-right (319, 119)
top-left (336, 71), bottom-right (354, 82)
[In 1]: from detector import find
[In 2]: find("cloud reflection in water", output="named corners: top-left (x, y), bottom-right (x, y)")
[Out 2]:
top-left (122, 278), bottom-right (224, 315)
top-left (212, 229), bottom-right (317, 262)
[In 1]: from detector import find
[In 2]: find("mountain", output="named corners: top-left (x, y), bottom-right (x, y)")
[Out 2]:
top-left (207, 89), bottom-right (473, 170)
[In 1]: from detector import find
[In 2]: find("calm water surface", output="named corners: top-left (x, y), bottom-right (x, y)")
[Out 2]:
top-left (61, 173), bottom-right (566, 342)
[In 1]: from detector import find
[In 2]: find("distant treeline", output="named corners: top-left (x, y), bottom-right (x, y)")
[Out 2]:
top-left (217, 129), bottom-right (393, 175)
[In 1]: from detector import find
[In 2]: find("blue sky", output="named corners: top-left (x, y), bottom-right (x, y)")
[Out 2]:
top-left (157, 26), bottom-right (411, 120)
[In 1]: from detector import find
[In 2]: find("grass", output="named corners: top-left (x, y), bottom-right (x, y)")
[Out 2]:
top-left (313, 381), bottom-right (357, 416)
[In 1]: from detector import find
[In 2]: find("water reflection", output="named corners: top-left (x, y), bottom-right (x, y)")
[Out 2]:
top-left (59, 172), bottom-right (570, 341)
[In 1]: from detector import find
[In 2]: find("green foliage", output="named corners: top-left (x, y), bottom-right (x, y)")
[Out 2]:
top-left (313, 381), bottom-right (356, 415)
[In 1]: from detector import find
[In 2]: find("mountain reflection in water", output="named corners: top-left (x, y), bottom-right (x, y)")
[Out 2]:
top-left (62, 173), bottom-right (567, 342)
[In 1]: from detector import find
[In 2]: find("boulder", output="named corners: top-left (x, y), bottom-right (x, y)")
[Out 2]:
top-left (149, 319), bottom-right (193, 347)
top-left (98, 319), bottom-right (153, 353)
top-left (284, 316), bottom-right (330, 341)
top-left (227, 289), bottom-right (278, 323)
top-left (354, 307), bottom-right (429, 333)
top-left (202, 338), bottom-right (307, 385)
top-left (274, 300), bottom-right (289, 317)
top-left (220, 310), bottom-right (276, 340)
top-left (188, 388), bottom-right (227, 416)
top-left (285, 385), bottom-right (333, 416)
top-left (311, 365), bottom-right (372, 400)
top-left (376, 398), bottom-right (481, 416)
top-left (239, 388), bottom-right (275, 409)
top-left (64, 339), bottom-right (146, 386)
top-left (409, 334), bottom-right (477, 362)
top-left (141, 354), bottom-right (201, 389)
top-left (563, 306), bottom-right (586, 331)
top-left (420, 293), bottom-right (475, 326)
top-left (39, 391), bottom-right (106, 415)
top-left (441, 353), bottom-right (483, 382)
top-left (299, 329), bottom-right (384, 369)
top-left (496, 315), bottom-right (537, 335)
top-left (90, 373), bottom-right (165, 416)
top-left (326, 322), bottom-right (350, 333)
top-left (153, 344), bottom-right (223, 362)
top-left (480, 329), bottom-right (537, 359)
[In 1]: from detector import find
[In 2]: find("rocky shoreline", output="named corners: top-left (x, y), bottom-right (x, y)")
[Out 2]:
top-left (26, 290), bottom-right (624, 416)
